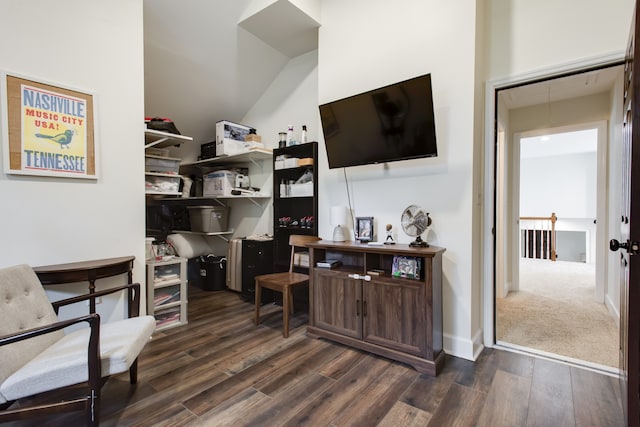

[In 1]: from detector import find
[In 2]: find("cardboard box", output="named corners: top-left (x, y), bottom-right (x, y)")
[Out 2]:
top-left (216, 121), bottom-right (262, 156)
top-left (298, 158), bottom-right (314, 166)
top-left (203, 170), bottom-right (237, 197)
top-left (200, 141), bottom-right (217, 159)
top-left (244, 134), bottom-right (262, 143)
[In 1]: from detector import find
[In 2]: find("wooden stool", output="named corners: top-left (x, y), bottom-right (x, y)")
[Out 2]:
top-left (254, 235), bottom-right (320, 338)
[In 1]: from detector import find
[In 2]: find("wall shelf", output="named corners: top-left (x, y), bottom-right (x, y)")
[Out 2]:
top-left (145, 129), bottom-right (193, 149)
top-left (181, 148), bottom-right (272, 173)
top-left (171, 229), bottom-right (235, 242)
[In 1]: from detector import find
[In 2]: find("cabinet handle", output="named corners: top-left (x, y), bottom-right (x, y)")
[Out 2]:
top-left (363, 300), bottom-right (367, 317)
top-left (356, 299), bottom-right (360, 316)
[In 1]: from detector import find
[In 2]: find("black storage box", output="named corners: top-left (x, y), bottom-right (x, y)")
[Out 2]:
top-left (200, 141), bottom-right (217, 160)
top-left (187, 258), bottom-right (202, 287)
top-left (199, 255), bottom-right (226, 291)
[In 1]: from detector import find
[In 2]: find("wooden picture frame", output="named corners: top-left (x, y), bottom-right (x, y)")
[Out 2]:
top-left (1, 71), bottom-right (98, 179)
top-left (355, 216), bottom-right (374, 242)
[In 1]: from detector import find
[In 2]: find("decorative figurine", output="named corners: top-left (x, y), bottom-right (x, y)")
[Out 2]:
top-left (384, 223), bottom-right (396, 245)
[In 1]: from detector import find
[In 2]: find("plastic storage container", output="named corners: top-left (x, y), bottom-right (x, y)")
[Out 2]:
top-left (187, 206), bottom-right (230, 232)
top-left (145, 155), bottom-right (180, 174)
top-left (199, 255), bottom-right (227, 291)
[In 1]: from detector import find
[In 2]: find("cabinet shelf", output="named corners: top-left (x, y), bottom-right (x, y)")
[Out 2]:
top-left (153, 300), bottom-right (181, 310)
top-left (152, 278), bottom-right (181, 288)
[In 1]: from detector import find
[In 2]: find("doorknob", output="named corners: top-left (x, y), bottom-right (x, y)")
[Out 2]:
top-left (610, 239), bottom-right (629, 252)
top-left (610, 239), bottom-right (640, 254)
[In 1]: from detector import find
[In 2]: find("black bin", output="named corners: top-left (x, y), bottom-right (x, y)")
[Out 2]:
top-left (199, 255), bottom-right (226, 291)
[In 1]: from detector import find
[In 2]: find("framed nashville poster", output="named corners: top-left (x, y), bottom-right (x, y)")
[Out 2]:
top-left (0, 71), bottom-right (98, 179)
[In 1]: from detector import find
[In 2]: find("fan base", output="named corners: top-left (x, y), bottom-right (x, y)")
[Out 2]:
top-left (409, 236), bottom-right (429, 247)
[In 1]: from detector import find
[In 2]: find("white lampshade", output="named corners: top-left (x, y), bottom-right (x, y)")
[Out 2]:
top-left (331, 206), bottom-right (348, 242)
top-left (331, 206), bottom-right (347, 226)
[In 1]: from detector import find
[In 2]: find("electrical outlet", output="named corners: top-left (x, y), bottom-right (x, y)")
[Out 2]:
top-left (86, 297), bottom-right (102, 306)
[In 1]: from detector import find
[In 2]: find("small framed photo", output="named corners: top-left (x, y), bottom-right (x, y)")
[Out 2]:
top-left (392, 256), bottom-right (422, 280)
top-left (355, 216), bottom-right (374, 242)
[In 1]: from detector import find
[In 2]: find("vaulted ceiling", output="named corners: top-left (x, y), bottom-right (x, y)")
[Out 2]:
top-left (144, 1), bottom-right (622, 151)
top-left (143, 0), bottom-right (320, 145)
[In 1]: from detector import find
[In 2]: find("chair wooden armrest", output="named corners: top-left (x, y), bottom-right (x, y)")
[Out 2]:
top-left (0, 313), bottom-right (101, 425)
top-left (51, 282), bottom-right (142, 317)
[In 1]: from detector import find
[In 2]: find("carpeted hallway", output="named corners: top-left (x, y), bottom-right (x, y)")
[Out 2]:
top-left (496, 258), bottom-right (619, 368)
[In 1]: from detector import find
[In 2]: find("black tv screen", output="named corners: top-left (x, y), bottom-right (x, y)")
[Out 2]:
top-left (319, 73), bottom-right (437, 169)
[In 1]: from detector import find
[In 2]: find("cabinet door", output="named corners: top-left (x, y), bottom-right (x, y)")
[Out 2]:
top-left (313, 269), bottom-right (362, 339)
top-left (363, 277), bottom-right (426, 357)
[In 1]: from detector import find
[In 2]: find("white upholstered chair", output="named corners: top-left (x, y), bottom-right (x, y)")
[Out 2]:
top-left (0, 264), bottom-right (155, 426)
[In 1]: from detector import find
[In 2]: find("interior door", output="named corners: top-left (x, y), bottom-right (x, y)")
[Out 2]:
top-left (610, 4), bottom-right (640, 423)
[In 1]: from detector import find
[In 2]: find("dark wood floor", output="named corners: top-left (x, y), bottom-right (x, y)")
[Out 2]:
top-left (8, 285), bottom-right (625, 426)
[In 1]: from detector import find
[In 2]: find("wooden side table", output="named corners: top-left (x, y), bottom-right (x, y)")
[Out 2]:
top-left (34, 256), bottom-right (135, 313)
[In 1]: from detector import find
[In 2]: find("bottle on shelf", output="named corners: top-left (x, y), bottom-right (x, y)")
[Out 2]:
top-left (286, 125), bottom-right (295, 146)
top-left (300, 125), bottom-right (308, 144)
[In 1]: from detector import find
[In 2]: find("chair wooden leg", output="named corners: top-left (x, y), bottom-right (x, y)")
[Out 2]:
top-left (129, 358), bottom-right (138, 384)
top-left (289, 289), bottom-right (295, 315)
top-left (283, 286), bottom-right (290, 338)
top-left (254, 280), bottom-right (261, 326)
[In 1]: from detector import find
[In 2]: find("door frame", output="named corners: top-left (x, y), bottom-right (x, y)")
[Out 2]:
top-left (505, 122), bottom-right (608, 300)
top-left (482, 52), bottom-right (625, 346)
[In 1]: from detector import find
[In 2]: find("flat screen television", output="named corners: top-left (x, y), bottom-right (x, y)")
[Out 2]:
top-left (319, 73), bottom-right (437, 169)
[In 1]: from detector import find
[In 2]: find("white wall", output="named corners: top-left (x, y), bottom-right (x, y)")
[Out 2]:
top-left (320, 0), bottom-right (480, 359)
top-left (520, 152), bottom-right (597, 218)
top-left (486, 0), bottom-right (633, 79)
top-left (202, 49), bottom-right (320, 255)
top-left (0, 1), bottom-right (146, 321)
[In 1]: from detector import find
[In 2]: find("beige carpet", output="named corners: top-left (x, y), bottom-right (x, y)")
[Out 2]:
top-left (496, 258), bottom-right (619, 368)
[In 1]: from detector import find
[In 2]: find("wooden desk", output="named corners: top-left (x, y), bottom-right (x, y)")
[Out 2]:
top-left (34, 256), bottom-right (135, 313)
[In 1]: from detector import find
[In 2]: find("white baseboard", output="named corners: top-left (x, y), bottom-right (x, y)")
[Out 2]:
top-left (443, 328), bottom-right (484, 361)
top-left (605, 293), bottom-right (620, 324)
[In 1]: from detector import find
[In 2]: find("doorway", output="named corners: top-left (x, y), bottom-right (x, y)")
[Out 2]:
top-left (488, 62), bottom-right (624, 372)
top-left (496, 126), bottom-right (619, 369)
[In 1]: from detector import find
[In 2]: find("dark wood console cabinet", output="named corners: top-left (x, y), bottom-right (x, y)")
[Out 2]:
top-left (306, 241), bottom-right (445, 376)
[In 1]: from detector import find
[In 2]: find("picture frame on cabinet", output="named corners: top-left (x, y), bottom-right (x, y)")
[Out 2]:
top-left (0, 71), bottom-right (98, 179)
top-left (392, 255), bottom-right (422, 280)
top-left (355, 216), bottom-right (374, 242)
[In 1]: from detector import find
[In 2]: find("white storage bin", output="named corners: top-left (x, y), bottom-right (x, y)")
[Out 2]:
top-left (289, 181), bottom-right (313, 197)
top-left (145, 174), bottom-right (180, 194)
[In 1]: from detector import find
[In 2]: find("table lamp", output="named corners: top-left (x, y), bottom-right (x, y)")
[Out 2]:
top-left (331, 206), bottom-right (348, 242)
